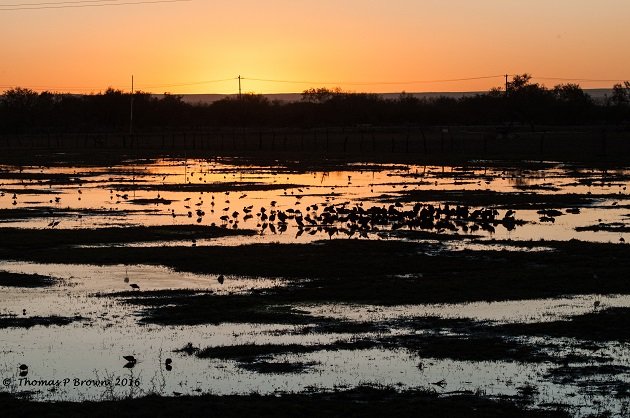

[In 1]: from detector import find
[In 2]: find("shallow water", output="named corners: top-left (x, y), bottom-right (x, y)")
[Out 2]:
top-left (1, 258), bottom-right (629, 415)
top-left (303, 295), bottom-right (630, 324)
top-left (1, 159), bottom-right (628, 244)
top-left (1, 158), bottom-right (629, 416)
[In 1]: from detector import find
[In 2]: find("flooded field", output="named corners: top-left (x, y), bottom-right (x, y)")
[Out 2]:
top-left (1, 154), bottom-right (629, 417)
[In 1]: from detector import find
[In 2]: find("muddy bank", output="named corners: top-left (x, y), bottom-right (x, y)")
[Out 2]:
top-left (126, 293), bottom-right (316, 326)
top-left (0, 207), bottom-right (160, 222)
top-left (381, 189), bottom-right (627, 209)
top-left (546, 364), bottom-right (630, 384)
top-left (17, 239), bottom-right (630, 305)
top-left (500, 307), bottom-right (630, 342)
top-left (0, 315), bottom-right (82, 329)
top-left (0, 386), bottom-right (569, 418)
top-left (0, 225), bottom-right (255, 250)
top-left (111, 182), bottom-right (306, 193)
top-left (2, 143), bottom-right (630, 169)
top-left (176, 308), bottom-right (609, 365)
top-left (184, 334), bottom-right (558, 365)
top-left (575, 222), bottom-right (630, 233)
top-left (0, 272), bottom-right (57, 288)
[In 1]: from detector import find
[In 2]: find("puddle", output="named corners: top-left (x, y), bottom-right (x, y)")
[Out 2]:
top-left (303, 295), bottom-right (630, 324)
top-left (0, 262), bottom-right (285, 300)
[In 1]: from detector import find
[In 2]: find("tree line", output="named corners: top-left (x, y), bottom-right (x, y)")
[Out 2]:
top-left (1, 74), bottom-right (629, 134)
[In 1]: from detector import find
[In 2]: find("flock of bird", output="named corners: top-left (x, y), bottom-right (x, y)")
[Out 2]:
top-left (1, 166), bottom-right (627, 245)
top-left (201, 198), bottom-right (524, 239)
top-left (4, 177), bottom-right (531, 238)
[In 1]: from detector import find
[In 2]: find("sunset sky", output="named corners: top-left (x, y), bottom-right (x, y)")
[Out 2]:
top-left (1, 0), bottom-right (629, 94)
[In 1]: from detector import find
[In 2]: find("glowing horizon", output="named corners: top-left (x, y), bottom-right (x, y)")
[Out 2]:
top-left (1, 0), bottom-right (629, 95)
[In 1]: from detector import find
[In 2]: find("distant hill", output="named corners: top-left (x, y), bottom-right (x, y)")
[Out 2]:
top-left (155, 89), bottom-right (613, 104)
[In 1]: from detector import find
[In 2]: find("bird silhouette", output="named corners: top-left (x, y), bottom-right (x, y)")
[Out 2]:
top-left (129, 283), bottom-right (140, 291)
top-left (431, 379), bottom-right (447, 388)
top-left (123, 355), bottom-right (137, 368)
top-left (217, 275), bottom-right (225, 285)
top-left (18, 364), bottom-right (28, 377)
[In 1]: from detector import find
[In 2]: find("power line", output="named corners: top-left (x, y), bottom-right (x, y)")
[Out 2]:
top-left (0, 77), bottom-right (235, 91)
top-left (0, 0), bottom-right (191, 11)
top-left (0, 84), bottom-right (127, 91)
top-left (2, 0), bottom-right (125, 7)
top-left (2, 73), bottom-right (628, 94)
top-left (532, 76), bottom-right (627, 83)
top-left (138, 78), bottom-right (236, 89)
top-left (241, 75), bottom-right (505, 86)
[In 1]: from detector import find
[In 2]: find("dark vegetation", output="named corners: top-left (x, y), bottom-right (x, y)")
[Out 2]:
top-left (238, 360), bottom-right (316, 374)
top-left (0, 225), bottom-right (254, 251)
top-left (113, 182), bottom-right (306, 193)
top-left (8, 239), bottom-right (629, 306)
top-left (0, 386), bottom-right (569, 418)
top-left (0, 272), bottom-right (57, 288)
top-left (185, 336), bottom-right (556, 365)
top-left (546, 364), bottom-right (630, 386)
top-left (1, 75), bottom-right (629, 134)
top-left (0, 315), bottom-right (82, 329)
top-left (175, 308), bottom-right (630, 367)
top-left (575, 222), bottom-right (630, 233)
top-left (0, 208), bottom-right (159, 221)
top-left (380, 189), bottom-right (623, 209)
top-left (500, 307), bottom-right (630, 342)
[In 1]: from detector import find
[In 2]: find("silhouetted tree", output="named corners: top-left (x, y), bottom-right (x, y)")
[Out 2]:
top-left (301, 87), bottom-right (343, 103)
top-left (611, 82), bottom-right (630, 106)
top-left (1, 78), bottom-right (627, 132)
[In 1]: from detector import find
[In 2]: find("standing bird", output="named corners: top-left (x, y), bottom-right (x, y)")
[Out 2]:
top-left (123, 355), bottom-right (137, 368)
top-left (129, 283), bottom-right (140, 291)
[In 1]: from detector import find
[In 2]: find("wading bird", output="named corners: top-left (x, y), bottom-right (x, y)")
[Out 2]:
top-left (123, 355), bottom-right (137, 368)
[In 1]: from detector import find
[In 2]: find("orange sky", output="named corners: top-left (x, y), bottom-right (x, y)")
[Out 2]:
top-left (1, 0), bottom-right (629, 94)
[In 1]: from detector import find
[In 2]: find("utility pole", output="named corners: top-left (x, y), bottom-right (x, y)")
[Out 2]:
top-left (130, 75), bottom-right (134, 134)
top-left (505, 74), bottom-right (509, 97)
top-left (238, 75), bottom-right (242, 99)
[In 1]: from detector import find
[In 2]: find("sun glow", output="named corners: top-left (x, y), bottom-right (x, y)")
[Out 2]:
top-left (1, 0), bottom-right (629, 94)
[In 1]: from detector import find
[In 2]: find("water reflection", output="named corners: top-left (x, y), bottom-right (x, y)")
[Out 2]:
top-left (1, 159), bottom-right (628, 243)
